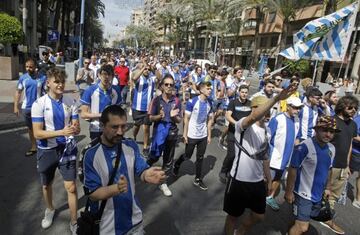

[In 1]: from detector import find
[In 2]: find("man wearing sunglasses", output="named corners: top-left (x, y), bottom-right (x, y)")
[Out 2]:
top-left (285, 116), bottom-right (339, 235)
top-left (75, 58), bottom-right (94, 93)
top-left (266, 97), bottom-right (303, 211)
top-left (319, 96), bottom-right (359, 235)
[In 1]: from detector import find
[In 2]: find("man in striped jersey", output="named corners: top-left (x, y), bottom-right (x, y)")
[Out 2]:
top-left (285, 116), bottom-right (338, 235)
top-left (31, 68), bottom-right (80, 233)
top-left (297, 87), bottom-right (323, 142)
top-left (80, 64), bottom-right (122, 140)
top-left (131, 62), bottom-right (158, 156)
top-left (14, 58), bottom-right (47, 157)
top-left (266, 97), bottom-right (303, 211)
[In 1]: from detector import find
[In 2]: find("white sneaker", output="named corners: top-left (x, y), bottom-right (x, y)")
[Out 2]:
top-left (41, 208), bottom-right (55, 229)
top-left (129, 109), bottom-right (132, 116)
top-left (159, 183), bottom-right (172, 197)
top-left (353, 199), bottom-right (360, 209)
top-left (70, 222), bottom-right (78, 235)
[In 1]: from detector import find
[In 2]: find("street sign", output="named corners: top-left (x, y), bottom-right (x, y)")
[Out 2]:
top-left (48, 30), bottom-right (60, 42)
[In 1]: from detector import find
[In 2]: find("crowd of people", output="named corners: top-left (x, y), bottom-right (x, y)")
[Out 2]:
top-left (13, 50), bottom-right (360, 235)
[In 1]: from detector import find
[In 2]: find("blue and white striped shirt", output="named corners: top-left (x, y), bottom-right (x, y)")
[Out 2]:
top-left (298, 103), bottom-right (319, 141)
top-left (291, 138), bottom-right (335, 202)
top-left (31, 94), bottom-right (79, 149)
top-left (83, 139), bottom-right (149, 235)
top-left (268, 113), bottom-right (300, 170)
top-left (80, 84), bottom-right (121, 132)
top-left (17, 73), bottom-right (47, 110)
top-left (132, 75), bottom-right (156, 111)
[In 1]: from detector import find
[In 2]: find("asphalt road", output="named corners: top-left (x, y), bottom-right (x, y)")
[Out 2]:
top-left (1, 74), bottom-right (360, 235)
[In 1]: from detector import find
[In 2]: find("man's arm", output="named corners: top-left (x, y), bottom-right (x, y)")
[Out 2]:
top-left (240, 85), bottom-right (297, 130)
top-left (140, 166), bottom-right (166, 184)
top-left (284, 167), bottom-right (297, 203)
top-left (13, 90), bottom-right (22, 116)
top-left (183, 113), bottom-right (190, 144)
top-left (89, 181), bottom-right (125, 201)
top-left (225, 110), bottom-right (236, 125)
top-left (32, 122), bottom-right (76, 139)
top-left (207, 114), bottom-right (214, 144)
top-left (263, 159), bottom-right (272, 194)
top-left (80, 105), bottom-right (101, 120)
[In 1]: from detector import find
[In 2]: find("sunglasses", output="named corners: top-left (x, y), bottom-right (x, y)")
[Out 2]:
top-left (276, 79), bottom-right (282, 82)
top-left (290, 105), bottom-right (302, 110)
top-left (318, 127), bottom-right (336, 134)
top-left (84, 62), bottom-right (90, 64)
top-left (164, 83), bottom-right (174, 87)
top-left (346, 106), bottom-right (358, 111)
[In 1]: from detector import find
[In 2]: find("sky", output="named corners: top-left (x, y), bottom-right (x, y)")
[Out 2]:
top-left (100, 0), bottom-right (144, 44)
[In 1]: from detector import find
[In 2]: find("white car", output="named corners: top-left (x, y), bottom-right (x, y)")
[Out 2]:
top-left (193, 59), bottom-right (214, 69)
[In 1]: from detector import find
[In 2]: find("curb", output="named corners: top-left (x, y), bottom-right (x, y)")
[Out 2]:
top-left (0, 120), bottom-right (26, 131)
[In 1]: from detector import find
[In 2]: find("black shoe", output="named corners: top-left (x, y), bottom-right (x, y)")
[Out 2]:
top-left (193, 178), bottom-right (208, 190)
top-left (173, 164), bottom-right (180, 177)
top-left (218, 172), bottom-right (227, 184)
top-left (142, 148), bottom-right (150, 157)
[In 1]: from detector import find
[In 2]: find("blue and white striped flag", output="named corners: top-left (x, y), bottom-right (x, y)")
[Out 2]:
top-left (280, 2), bottom-right (358, 62)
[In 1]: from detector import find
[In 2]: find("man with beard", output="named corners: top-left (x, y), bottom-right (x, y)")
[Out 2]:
top-left (82, 105), bottom-right (166, 234)
top-left (285, 116), bottom-right (338, 235)
top-left (319, 96), bottom-right (359, 235)
top-left (250, 79), bottom-right (278, 118)
top-left (219, 85), bottom-right (251, 183)
top-left (14, 58), bottom-right (47, 156)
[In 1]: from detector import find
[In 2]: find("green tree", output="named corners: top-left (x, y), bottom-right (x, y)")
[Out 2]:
top-left (0, 13), bottom-right (23, 45)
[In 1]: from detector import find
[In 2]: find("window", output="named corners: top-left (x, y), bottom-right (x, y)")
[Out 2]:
top-left (270, 36), bottom-right (278, 47)
top-left (244, 20), bottom-right (257, 29)
top-left (260, 37), bottom-right (267, 48)
top-left (268, 12), bottom-right (276, 23)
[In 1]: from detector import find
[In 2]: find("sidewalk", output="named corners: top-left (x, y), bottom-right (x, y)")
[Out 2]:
top-left (0, 79), bottom-right (78, 131)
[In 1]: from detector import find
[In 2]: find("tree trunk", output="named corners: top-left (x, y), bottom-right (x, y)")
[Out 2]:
top-left (193, 22), bottom-right (198, 54)
top-left (53, 1), bottom-right (62, 30)
top-left (276, 19), bottom-right (290, 68)
top-left (57, 0), bottom-right (66, 52)
top-left (204, 31), bottom-right (209, 59)
top-left (251, 6), bottom-right (261, 67)
top-left (39, 0), bottom-right (49, 45)
top-left (232, 36), bottom-right (237, 67)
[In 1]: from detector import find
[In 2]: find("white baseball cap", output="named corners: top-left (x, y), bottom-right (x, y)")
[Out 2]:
top-left (286, 97), bottom-right (303, 107)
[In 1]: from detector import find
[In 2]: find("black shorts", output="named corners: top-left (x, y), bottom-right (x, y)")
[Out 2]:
top-left (132, 109), bottom-right (151, 126)
top-left (22, 109), bottom-right (32, 129)
top-left (37, 147), bottom-right (76, 185)
top-left (270, 167), bottom-right (285, 181)
top-left (350, 152), bottom-right (360, 172)
top-left (223, 178), bottom-right (266, 217)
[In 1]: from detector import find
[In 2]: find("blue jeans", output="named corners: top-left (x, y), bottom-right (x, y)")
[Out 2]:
top-left (120, 85), bottom-right (128, 104)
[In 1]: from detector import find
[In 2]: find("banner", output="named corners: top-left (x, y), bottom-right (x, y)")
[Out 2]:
top-left (280, 2), bottom-right (358, 62)
top-left (257, 55), bottom-right (268, 77)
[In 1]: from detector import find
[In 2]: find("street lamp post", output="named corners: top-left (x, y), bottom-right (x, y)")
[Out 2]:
top-left (79, 0), bottom-right (85, 68)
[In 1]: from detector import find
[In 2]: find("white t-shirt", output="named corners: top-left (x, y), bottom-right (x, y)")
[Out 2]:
top-left (230, 117), bottom-right (268, 182)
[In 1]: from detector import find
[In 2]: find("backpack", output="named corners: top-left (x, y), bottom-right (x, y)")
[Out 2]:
top-left (78, 137), bottom-right (101, 183)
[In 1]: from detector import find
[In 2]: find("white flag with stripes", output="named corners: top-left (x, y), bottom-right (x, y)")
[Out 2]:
top-left (280, 2), bottom-right (358, 62)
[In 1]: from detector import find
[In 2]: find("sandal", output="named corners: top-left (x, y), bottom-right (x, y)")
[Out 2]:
top-left (25, 149), bottom-right (37, 157)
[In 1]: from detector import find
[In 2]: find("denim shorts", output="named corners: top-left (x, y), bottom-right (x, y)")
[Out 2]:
top-left (293, 194), bottom-right (321, 221)
top-left (37, 146), bottom-right (76, 185)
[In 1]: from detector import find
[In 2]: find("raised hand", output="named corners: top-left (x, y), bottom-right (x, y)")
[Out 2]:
top-left (276, 83), bottom-right (298, 101)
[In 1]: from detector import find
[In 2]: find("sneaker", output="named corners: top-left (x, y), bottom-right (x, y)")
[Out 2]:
top-left (218, 137), bottom-right (227, 151)
top-left (129, 109), bottom-right (132, 116)
top-left (142, 148), bottom-right (150, 157)
top-left (159, 183), bottom-right (172, 197)
top-left (70, 222), bottom-right (78, 235)
top-left (352, 199), bottom-right (360, 209)
top-left (41, 208), bottom-right (55, 229)
top-left (266, 196), bottom-right (280, 211)
top-left (219, 172), bottom-right (227, 184)
top-left (193, 178), bottom-right (208, 190)
top-left (319, 221), bottom-right (345, 235)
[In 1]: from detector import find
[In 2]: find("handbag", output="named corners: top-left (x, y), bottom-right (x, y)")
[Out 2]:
top-left (77, 143), bottom-right (122, 235)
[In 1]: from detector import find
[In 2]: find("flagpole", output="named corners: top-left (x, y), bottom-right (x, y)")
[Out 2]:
top-left (344, 3), bottom-right (360, 79)
top-left (337, 60), bottom-right (344, 80)
top-left (312, 60), bottom-right (319, 86)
